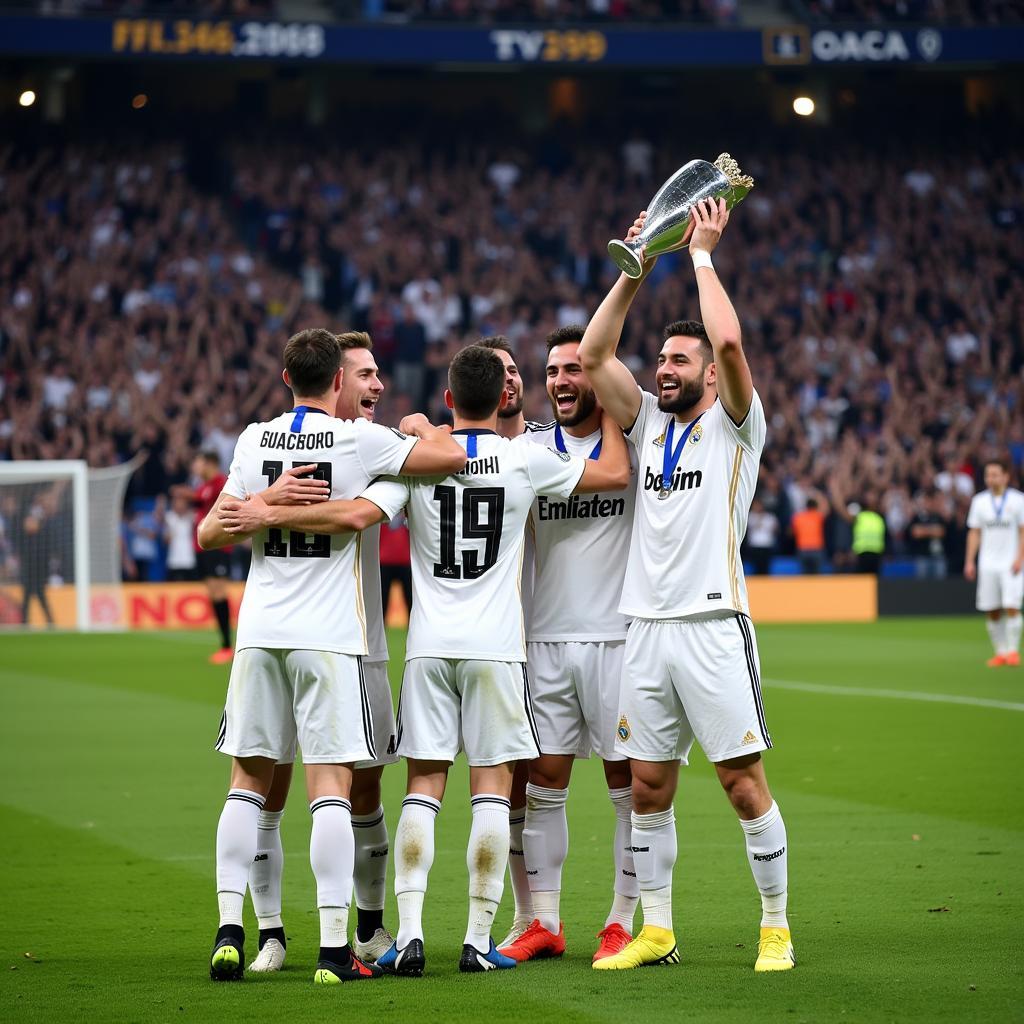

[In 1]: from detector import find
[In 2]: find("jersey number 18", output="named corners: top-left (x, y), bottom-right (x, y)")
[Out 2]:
top-left (262, 460), bottom-right (332, 558)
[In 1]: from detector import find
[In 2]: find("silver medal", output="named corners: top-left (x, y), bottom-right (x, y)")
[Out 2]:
top-left (658, 488), bottom-right (671, 500)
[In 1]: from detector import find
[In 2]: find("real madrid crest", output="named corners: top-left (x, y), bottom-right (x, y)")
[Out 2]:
top-left (689, 423), bottom-right (703, 444)
top-left (617, 715), bottom-right (631, 742)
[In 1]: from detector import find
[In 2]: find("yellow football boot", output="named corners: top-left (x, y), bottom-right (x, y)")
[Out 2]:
top-left (591, 925), bottom-right (679, 970)
top-left (754, 927), bottom-right (795, 972)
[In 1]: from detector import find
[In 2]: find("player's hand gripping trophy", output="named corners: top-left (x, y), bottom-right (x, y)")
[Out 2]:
top-left (608, 153), bottom-right (754, 279)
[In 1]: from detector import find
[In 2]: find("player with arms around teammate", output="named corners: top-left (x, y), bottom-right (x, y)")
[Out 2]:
top-left (223, 345), bottom-right (630, 975)
top-left (197, 328), bottom-right (465, 985)
top-left (475, 334), bottom-right (537, 943)
top-left (500, 325), bottom-right (640, 965)
top-left (237, 331), bottom-right (407, 973)
top-left (579, 201), bottom-right (794, 973)
top-left (171, 451), bottom-right (235, 664)
top-left (964, 458), bottom-right (1024, 667)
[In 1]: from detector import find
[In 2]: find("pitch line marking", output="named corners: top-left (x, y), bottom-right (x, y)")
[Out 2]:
top-left (763, 678), bottom-right (1024, 713)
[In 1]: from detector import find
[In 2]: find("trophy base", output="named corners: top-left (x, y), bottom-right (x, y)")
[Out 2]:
top-left (607, 239), bottom-right (644, 280)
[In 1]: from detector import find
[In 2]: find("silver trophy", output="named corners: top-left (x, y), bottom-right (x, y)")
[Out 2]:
top-left (608, 153), bottom-right (755, 279)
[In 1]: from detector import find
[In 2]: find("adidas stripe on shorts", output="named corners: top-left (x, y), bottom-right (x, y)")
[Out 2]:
top-left (614, 612), bottom-right (771, 764)
top-left (272, 658), bottom-right (398, 770)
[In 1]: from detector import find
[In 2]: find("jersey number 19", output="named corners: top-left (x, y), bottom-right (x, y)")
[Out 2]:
top-left (432, 485), bottom-right (504, 580)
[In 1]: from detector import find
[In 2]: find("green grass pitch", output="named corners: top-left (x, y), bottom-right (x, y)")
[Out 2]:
top-left (2, 618), bottom-right (1022, 1023)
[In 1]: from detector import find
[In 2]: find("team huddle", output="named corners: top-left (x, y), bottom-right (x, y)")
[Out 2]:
top-left (198, 202), bottom-right (797, 985)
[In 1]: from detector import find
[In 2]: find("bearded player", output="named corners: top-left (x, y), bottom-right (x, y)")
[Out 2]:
top-left (243, 331), bottom-right (402, 972)
top-left (499, 325), bottom-right (640, 965)
top-left (579, 201), bottom-right (794, 973)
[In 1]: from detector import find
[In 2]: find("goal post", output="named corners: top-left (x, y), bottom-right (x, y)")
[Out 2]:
top-left (0, 457), bottom-right (142, 631)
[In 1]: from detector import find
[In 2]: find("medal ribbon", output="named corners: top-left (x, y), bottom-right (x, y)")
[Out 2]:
top-left (991, 490), bottom-right (1008, 519)
top-left (662, 412), bottom-right (704, 492)
top-left (554, 424), bottom-right (602, 460)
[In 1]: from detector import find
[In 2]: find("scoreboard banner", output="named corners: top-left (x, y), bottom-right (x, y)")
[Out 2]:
top-left (1, 15), bottom-right (1022, 67)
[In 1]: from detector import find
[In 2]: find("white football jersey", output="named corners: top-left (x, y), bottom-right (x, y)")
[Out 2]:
top-left (967, 488), bottom-right (1024, 571)
top-left (223, 408), bottom-right (416, 655)
top-left (620, 390), bottom-right (766, 620)
top-left (361, 523), bottom-right (388, 662)
top-left (522, 420), bottom-right (636, 642)
top-left (362, 429), bottom-right (585, 662)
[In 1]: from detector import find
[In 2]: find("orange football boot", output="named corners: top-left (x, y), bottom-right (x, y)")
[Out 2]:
top-left (1005, 651), bottom-right (1020, 667)
top-left (499, 919), bottom-right (565, 962)
top-left (209, 647), bottom-right (234, 665)
top-left (593, 923), bottom-right (632, 962)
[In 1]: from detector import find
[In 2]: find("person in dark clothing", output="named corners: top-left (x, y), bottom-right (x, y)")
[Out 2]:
top-left (19, 507), bottom-right (54, 626)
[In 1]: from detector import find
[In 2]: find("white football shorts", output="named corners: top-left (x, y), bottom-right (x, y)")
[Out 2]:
top-left (976, 568), bottom-right (1024, 611)
top-left (215, 647), bottom-right (374, 765)
top-left (527, 640), bottom-right (626, 761)
top-left (396, 658), bottom-right (541, 767)
top-left (615, 613), bottom-right (772, 764)
top-left (273, 658), bottom-right (398, 770)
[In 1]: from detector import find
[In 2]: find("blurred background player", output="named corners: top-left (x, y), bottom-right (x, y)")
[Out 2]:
top-left (203, 328), bottom-right (465, 985)
top-left (172, 451), bottom-right (234, 664)
top-left (500, 324), bottom-right (640, 966)
top-left (580, 201), bottom-right (793, 973)
top-left (243, 330), bottom-right (403, 973)
top-left (964, 459), bottom-right (1024, 667)
top-left (164, 493), bottom-right (198, 582)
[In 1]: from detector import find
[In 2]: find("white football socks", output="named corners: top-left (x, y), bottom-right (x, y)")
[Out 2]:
top-left (631, 808), bottom-right (677, 932)
top-left (987, 617), bottom-right (1006, 655)
top-left (465, 795), bottom-right (511, 951)
top-left (740, 800), bottom-right (789, 929)
top-left (606, 786), bottom-right (639, 932)
top-left (309, 797), bottom-right (354, 949)
top-left (250, 808), bottom-right (284, 930)
top-left (507, 804), bottom-right (533, 929)
top-left (216, 788), bottom-right (265, 927)
top-left (352, 805), bottom-right (389, 914)
top-left (394, 794), bottom-right (440, 948)
top-left (522, 783), bottom-right (569, 933)
top-left (1005, 614), bottom-right (1022, 655)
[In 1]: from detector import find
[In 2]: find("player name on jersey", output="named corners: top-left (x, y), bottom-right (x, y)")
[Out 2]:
top-left (460, 456), bottom-right (500, 475)
top-left (260, 429), bottom-right (335, 450)
top-left (536, 493), bottom-right (626, 521)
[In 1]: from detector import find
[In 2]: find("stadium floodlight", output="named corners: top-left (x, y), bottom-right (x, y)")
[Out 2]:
top-left (0, 456), bottom-right (142, 631)
top-left (793, 96), bottom-right (815, 117)
top-left (19, 90), bottom-right (36, 107)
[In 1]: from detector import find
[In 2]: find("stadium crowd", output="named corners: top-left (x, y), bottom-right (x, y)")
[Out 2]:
top-left (1, 130), bottom-right (1021, 578)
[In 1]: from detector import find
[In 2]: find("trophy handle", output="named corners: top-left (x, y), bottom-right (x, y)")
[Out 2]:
top-left (607, 239), bottom-right (644, 280)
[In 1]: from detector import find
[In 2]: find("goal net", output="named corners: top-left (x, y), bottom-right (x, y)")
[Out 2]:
top-left (0, 458), bottom-right (141, 630)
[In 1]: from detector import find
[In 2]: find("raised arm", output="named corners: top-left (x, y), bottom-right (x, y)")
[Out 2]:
top-left (689, 198), bottom-right (752, 425)
top-left (573, 412), bottom-right (631, 493)
top-left (218, 491), bottom-right (387, 538)
top-left (578, 213), bottom-right (650, 430)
